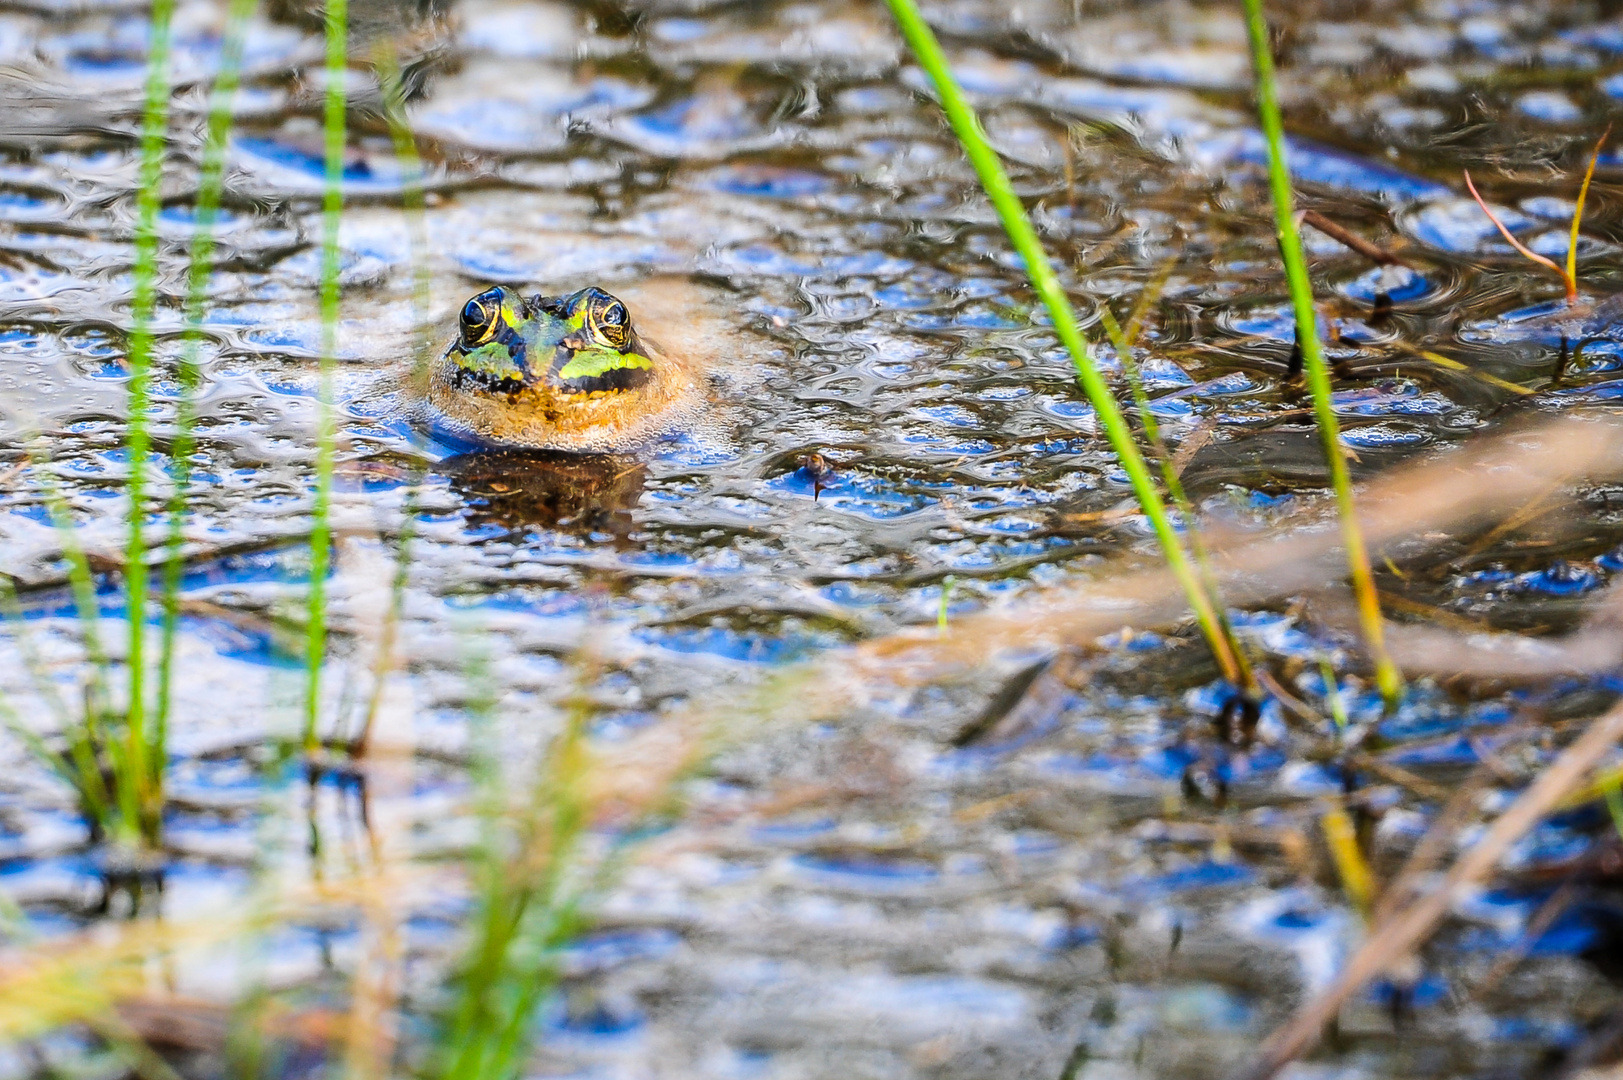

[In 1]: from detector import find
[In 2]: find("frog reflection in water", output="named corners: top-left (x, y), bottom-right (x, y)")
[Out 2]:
top-left (427, 283), bottom-right (700, 453)
top-left (441, 450), bottom-right (648, 540)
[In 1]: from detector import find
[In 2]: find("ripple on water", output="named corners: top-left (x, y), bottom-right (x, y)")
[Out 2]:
top-left (1402, 197), bottom-right (1537, 254)
top-left (542, 997), bottom-right (645, 1040)
top-left (789, 852), bottom-right (942, 893)
top-left (558, 927), bottom-right (683, 975)
top-left (1336, 263), bottom-right (1435, 305)
top-left (599, 86), bottom-right (791, 160)
top-left (691, 164), bottom-right (834, 199)
top-left (229, 135), bottom-right (428, 196)
top-left (1126, 860), bottom-right (1255, 900)
top-left (1338, 421), bottom-right (1431, 449)
top-left (635, 624), bottom-right (822, 664)
top-left (1330, 381), bottom-right (1455, 417)
top-left (412, 67), bottom-right (654, 154)
top-left (762, 469), bottom-right (937, 519)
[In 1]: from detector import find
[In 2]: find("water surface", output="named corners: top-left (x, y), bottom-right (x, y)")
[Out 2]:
top-left (5, 0), bottom-right (1623, 1076)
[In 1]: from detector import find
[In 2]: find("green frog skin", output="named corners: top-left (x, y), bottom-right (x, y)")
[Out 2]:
top-left (426, 283), bottom-right (700, 452)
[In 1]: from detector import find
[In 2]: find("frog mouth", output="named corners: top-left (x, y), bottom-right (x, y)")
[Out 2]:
top-left (552, 363), bottom-right (652, 395)
top-left (448, 365), bottom-right (526, 395)
top-left (447, 343), bottom-right (653, 397)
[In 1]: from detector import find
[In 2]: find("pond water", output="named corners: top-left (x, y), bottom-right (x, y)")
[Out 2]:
top-left (4, 0), bottom-right (1623, 1076)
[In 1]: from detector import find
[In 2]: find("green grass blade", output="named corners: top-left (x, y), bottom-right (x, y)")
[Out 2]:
top-left (154, 0), bottom-right (258, 807)
top-left (432, 634), bottom-right (502, 1076)
top-left (119, 0), bottom-right (181, 845)
top-left (34, 462), bottom-right (116, 751)
top-left (433, 658), bottom-right (595, 1080)
top-left (30, 460), bottom-right (142, 835)
top-left (0, 575), bottom-right (76, 728)
top-left (0, 580), bottom-right (113, 825)
top-left (1240, 0), bottom-right (1403, 708)
top-left (0, 686), bottom-right (110, 830)
top-left (354, 45), bottom-right (431, 754)
top-left (13, 459), bottom-right (113, 725)
top-left (304, 0), bottom-right (349, 752)
top-left (1096, 303), bottom-right (1257, 696)
top-left (880, 0), bottom-right (1244, 687)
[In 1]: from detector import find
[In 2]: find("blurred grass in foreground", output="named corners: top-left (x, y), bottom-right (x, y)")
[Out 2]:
top-left (303, 0), bottom-right (350, 753)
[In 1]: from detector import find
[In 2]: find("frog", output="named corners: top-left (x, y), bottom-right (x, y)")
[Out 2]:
top-left (424, 282), bottom-right (701, 452)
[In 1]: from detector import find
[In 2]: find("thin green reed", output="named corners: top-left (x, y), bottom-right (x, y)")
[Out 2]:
top-left (1096, 302), bottom-right (1258, 697)
top-left (39, 470), bottom-right (114, 726)
top-left (0, 461), bottom-right (120, 838)
top-left (304, 0), bottom-right (349, 752)
top-left (0, 682), bottom-right (108, 831)
top-left (354, 46), bottom-right (432, 754)
top-left (155, 0), bottom-right (259, 781)
top-left (880, 0), bottom-right (1248, 689)
top-left (0, 578), bottom-right (113, 830)
top-left (120, 0), bottom-right (181, 844)
top-left (1240, 0), bottom-right (1402, 707)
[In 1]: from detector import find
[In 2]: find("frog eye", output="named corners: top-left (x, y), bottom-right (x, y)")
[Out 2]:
top-left (588, 293), bottom-right (631, 350)
top-left (459, 288), bottom-right (503, 346)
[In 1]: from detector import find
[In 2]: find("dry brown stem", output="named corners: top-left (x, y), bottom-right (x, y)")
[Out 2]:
top-left (853, 414), bottom-right (1623, 683)
top-left (1299, 209), bottom-right (1414, 268)
top-left (1308, 581), bottom-right (1623, 682)
top-left (1464, 170), bottom-right (1577, 303)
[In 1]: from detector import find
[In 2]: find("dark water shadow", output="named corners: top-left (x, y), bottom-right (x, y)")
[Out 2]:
top-left (440, 451), bottom-right (648, 541)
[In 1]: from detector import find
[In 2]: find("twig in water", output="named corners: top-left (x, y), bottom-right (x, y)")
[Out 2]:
top-left (1465, 171), bottom-right (1573, 302)
top-left (1470, 881), bottom-right (1579, 1001)
top-left (1299, 210), bottom-right (1413, 268)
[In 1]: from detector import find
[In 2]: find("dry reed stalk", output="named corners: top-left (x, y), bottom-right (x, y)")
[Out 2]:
top-left (1357, 615), bottom-right (1623, 680)
top-left (339, 887), bottom-right (404, 1079)
top-left (1368, 761), bottom-right (1501, 927)
top-left (13, 421), bottom-right (1623, 1069)
top-left (339, 752), bottom-right (414, 1078)
top-left (1470, 881), bottom-right (1580, 1000)
top-left (853, 414), bottom-right (1623, 681)
top-left (1315, 581), bottom-right (1623, 682)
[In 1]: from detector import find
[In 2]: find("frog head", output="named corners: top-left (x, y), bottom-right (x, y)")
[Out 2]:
top-left (443, 284), bottom-right (653, 396)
